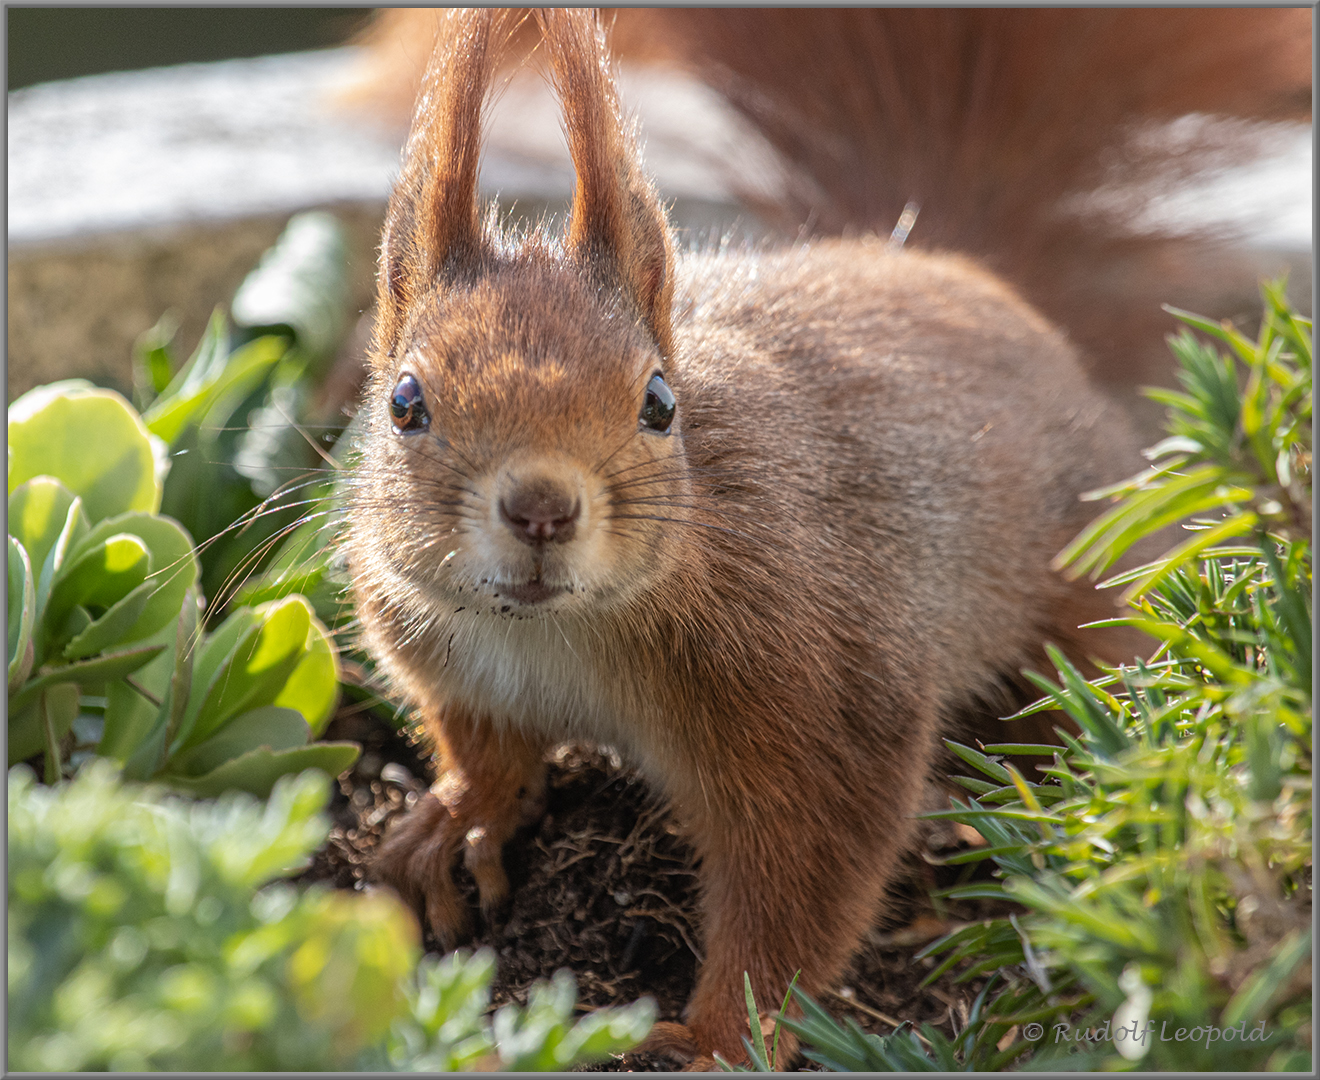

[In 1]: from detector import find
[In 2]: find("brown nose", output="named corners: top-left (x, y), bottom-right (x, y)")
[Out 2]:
top-left (499, 480), bottom-right (580, 545)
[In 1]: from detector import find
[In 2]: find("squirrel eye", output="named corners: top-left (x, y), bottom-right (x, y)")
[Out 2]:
top-left (639, 373), bottom-right (676, 434)
top-left (389, 373), bottom-right (429, 434)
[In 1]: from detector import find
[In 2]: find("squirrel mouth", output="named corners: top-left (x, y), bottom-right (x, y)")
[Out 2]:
top-left (501, 579), bottom-right (561, 605)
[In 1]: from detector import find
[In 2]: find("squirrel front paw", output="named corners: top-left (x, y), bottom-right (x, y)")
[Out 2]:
top-left (372, 766), bottom-right (547, 950)
top-left (636, 1020), bottom-right (699, 1065)
top-left (635, 1012), bottom-right (799, 1071)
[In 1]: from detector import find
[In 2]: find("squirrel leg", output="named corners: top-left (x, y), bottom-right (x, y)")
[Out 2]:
top-left (679, 733), bottom-right (935, 1066)
top-left (373, 707), bottom-right (548, 949)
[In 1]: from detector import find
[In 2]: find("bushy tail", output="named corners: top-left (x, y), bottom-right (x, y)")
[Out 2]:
top-left (625, 8), bottom-right (1311, 388)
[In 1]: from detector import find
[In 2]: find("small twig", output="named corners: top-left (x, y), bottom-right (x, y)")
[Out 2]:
top-left (625, 895), bottom-right (703, 963)
top-left (825, 988), bottom-right (906, 1032)
top-left (552, 850), bottom-right (596, 873)
top-left (825, 988), bottom-right (935, 1047)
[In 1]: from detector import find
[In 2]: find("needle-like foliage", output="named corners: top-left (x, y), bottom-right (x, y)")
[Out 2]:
top-left (919, 281), bottom-right (1311, 1071)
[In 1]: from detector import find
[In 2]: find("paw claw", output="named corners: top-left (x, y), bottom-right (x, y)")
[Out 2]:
top-left (464, 824), bottom-right (512, 915)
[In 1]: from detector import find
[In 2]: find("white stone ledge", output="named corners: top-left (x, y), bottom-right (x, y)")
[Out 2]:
top-left (7, 47), bottom-right (775, 247)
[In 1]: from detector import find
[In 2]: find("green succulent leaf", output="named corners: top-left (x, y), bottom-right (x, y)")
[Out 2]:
top-left (8, 536), bottom-right (36, 692)
top-left (179, 595), bottom-right (327, 750)
top-left (7, 700), bottom-right (43, 765)
top-left (272, 609), bottom-right (339, 737)
top-left (34, 495), bottom-right (91, 622)
top-left (230, 211), bottom-right (350, 365)
top-left (143, 332), bottom-right (287, 447)
top-left (42, 534), bottom-right (151, 646)
top-left (104, 677), bottom-right (168, 775)
top-left (9, 645), bottom-right (167, 716)
top-left (181, 611), bottom-right (304, 749)
top-left (8, 477), bottom-right (78, 585)
top-left (7, 382), bottom-right (163, 522)
top-left (167, 705), bottom-right (312, 778)
top-left (182, 606), bottom-right (258, 736)
top-left (131, 310), bottom-right (181, 409)
top-left (99, 595), bottom-right (202, 775)
top-left (61, 581), bottom-right (157, 661)
top-left (162, 740), bottom-right (360, 799)
top-left (8, 682), bottom-right (80, 766)
top-left (163, 591), bottom-right (200, 753)
top-left (65, 513), bottom-right (199, 647)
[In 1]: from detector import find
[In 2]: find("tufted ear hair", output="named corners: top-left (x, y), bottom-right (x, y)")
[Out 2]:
top-left (535, 8), bottom-right (676, 358)
top-left (375, 8), bottom-right (516, 360)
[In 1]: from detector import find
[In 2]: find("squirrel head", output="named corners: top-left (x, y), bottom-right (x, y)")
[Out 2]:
top-left (350, 9), bottom-right (693, 622)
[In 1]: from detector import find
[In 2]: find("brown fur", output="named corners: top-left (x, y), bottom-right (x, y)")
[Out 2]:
top-left (348, 8), bottom-right (1155, 1067)
top-left (537, 8), bottom-right (675, 357)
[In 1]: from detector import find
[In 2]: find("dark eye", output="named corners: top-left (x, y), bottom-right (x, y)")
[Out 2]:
top-left (389, 373), bottom-right (429, 434)
top-left (639, 373), bottom-right (676, 434)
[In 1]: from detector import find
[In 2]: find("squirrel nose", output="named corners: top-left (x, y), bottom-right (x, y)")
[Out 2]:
top-left (499, 481), bottom-right (580, 545)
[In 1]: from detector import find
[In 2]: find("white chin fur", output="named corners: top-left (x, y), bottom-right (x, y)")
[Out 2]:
top-left (424, 606), bottom-right (639, 755)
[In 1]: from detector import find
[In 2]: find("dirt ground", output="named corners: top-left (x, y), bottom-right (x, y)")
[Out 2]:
top-left (297, 703), bottom-right (1023, 1071)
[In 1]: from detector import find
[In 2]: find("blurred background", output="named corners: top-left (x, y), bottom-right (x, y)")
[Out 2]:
top-left (7, 8), bottom-right (373, 90)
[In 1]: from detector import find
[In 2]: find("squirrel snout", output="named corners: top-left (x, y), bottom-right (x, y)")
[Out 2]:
top-left (498, 480), bottom-right (581, 546)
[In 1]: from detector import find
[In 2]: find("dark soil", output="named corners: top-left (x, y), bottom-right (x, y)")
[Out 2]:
top-left (295, 703), bottom-right (1023, 1071)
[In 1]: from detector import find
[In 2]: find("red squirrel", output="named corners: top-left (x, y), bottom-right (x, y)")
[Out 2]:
top-left (344, 7), bottom-right (1301, 1066)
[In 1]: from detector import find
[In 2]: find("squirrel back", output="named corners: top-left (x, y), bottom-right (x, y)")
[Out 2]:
top-left (349, 8), bottom-right (1173, 1066)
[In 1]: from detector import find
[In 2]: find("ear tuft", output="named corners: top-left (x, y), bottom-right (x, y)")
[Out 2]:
top-left (375, 8), bottom-right (516, 360)
top-left (535, 8), bottom-right (676, 358)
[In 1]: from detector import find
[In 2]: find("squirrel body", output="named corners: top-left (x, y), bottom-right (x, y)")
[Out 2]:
top-left (348, 8), bottom-right (1146, 1065)
top-left (357, 237), bottom-right (1126, 757)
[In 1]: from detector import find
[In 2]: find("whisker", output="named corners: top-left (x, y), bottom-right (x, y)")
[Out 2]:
top-left (548, 609), bottom-right (580, 661)
top-left (591, 429), bottom-right (638, 475)
top-left (270, 396), bottom-right (344, 470)
top-left (605, 513), bottom-right (759, 541)
top-left (608, 501), bottom-right (755, 525)
top-left (209, 517), bottom-right (331, 613)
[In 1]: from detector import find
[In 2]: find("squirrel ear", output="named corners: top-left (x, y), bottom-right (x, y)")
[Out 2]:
top-left (536, 8), bottom-right (676, 358)
top-left (376, 9), bottom-right (512, 358)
